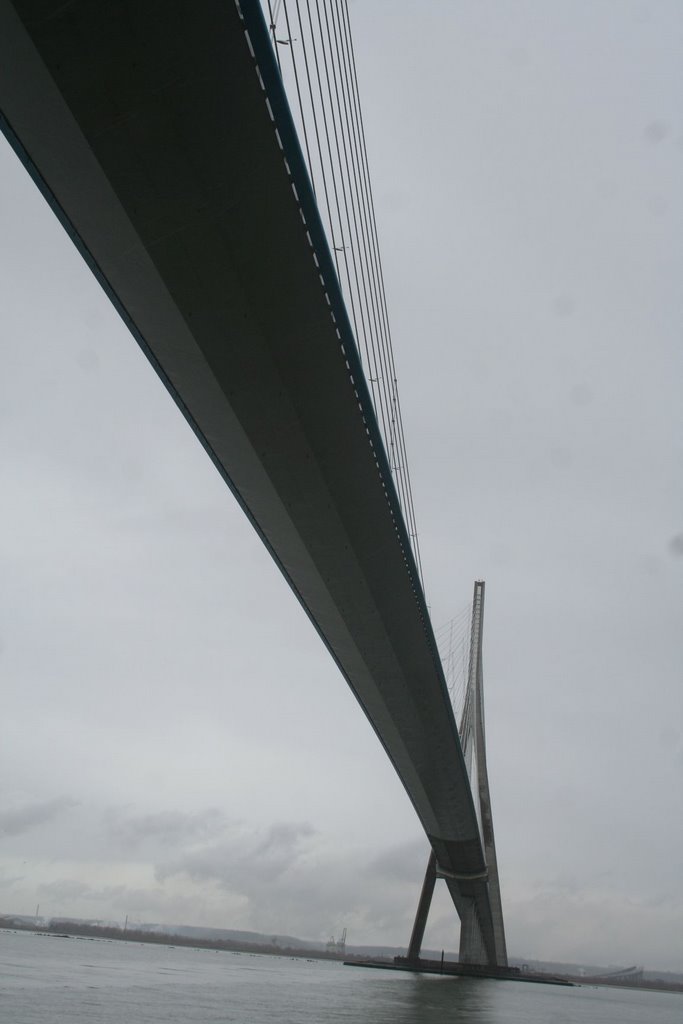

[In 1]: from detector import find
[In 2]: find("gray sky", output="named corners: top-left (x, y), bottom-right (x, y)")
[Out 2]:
top-left (1, 1), bottom-right (682, 970)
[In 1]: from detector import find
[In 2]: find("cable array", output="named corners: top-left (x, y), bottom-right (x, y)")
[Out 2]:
top-left (434, 602), bottom-right (473, 735)
top-left (436, 595), bottom-right (485, 839)
top-left (264, 0), bottom-right (424, 586)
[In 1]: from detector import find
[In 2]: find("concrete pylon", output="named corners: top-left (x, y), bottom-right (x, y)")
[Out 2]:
top-left (406, 581), bottom-right (507, 968)
top-left (461, 581), bottom-right (507, 965)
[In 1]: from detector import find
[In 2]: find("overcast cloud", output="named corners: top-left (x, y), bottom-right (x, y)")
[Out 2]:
top-left (1, 1), bottom-right (681, 971)
top-left (0, 798), bottom-right (77, 838)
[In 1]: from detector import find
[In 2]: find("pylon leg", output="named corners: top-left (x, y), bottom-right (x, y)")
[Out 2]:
top-left (407, 850), bottom-right (437, 963)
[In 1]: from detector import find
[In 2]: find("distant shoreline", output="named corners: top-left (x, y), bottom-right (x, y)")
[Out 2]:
top-left (2, 920), bottom-right (681, 995)
top-left (0, 918), bottom-right (364, 964)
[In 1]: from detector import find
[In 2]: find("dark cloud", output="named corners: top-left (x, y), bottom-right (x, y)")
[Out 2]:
top-left (156, 821), bottom-right (316, 891)
top-left (155, 826), bottom-right (430, 941)
top-left (668, 533), bottom-right (683, 557)
top-left (37, 878), bottom-right (91, 901)
top-left (106, 808), bottom-right (228, 850)
top-left (36, 878), bottom-right (178, 917)
top-left (367, 838), bottom-right (427, 883)
top-left (0, 868), bottom-right (24, 889)
top-left (644, 120), bottom-right (670, 144)
top-left (0, 798), bottom-right (77, 837)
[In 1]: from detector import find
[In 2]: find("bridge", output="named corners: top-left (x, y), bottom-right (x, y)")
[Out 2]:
top-left (0, 0), bottom-right (506, 966)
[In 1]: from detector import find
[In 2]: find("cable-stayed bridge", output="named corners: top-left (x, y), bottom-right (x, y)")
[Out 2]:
top-left (0, 0), bottom-right (506, 966)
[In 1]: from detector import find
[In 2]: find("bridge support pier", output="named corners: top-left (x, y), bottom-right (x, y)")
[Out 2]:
top-left (406, 850), bottom-right (437, 962)
top-left (458, 900), bottom-right (487, 965)
top-left (407, 852), bottom-right (488, 965)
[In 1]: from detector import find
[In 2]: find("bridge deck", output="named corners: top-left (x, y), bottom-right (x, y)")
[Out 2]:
top-left (0, 0), bottom-right (498, 963)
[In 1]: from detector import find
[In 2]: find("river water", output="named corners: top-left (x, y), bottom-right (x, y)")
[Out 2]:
top-left (1, 929), bottom-right (680, 1023)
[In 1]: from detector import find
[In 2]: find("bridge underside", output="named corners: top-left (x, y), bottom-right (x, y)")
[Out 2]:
top-left (0, 0), bottom-right (502, 964)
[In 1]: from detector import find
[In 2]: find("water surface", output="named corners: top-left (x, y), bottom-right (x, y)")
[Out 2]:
top-left (1, 929), bottom-right (680, 1023)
